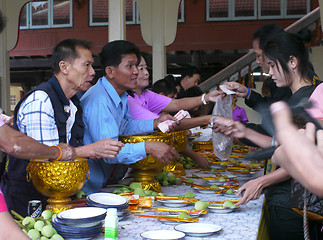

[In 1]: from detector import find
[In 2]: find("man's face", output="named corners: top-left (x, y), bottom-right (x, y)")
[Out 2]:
top-left (186, 73), bottom-right (200, 89)
top-left (110, 53), bottom-right (139, 94)
top-left (253, 39), bottom-right (270, 74)
top-left (67, 47), bottom-right (95, 92)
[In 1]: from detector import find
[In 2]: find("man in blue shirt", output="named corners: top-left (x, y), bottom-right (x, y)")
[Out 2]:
top-left (81, 40), bottom-right (179, 194)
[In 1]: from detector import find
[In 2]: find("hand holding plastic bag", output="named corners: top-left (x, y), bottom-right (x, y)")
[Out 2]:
top-left (211, 95), bottom-right (233, 160)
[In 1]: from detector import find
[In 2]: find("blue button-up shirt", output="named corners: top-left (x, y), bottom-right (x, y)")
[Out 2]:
top-left (80, 76), bottom-right (154, 193)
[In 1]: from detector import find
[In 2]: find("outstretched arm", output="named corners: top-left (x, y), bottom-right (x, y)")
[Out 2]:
top-left (0, 124), bottom-right (75, 161)
top-left (164, 90), bottom-right (225, 112)
top-left (212, 116), bottom-right (272, 148)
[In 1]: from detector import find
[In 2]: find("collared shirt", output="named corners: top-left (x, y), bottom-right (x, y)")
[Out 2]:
top-left (16, 90), bottom-right (76, 146)
top-left (80, 76), bottom-right (154, 193)
top-left (127, 90), bottom-right (172, 120)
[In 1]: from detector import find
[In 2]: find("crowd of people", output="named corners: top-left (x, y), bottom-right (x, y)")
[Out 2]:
top-left (1, 7), bottom-right (323, 240)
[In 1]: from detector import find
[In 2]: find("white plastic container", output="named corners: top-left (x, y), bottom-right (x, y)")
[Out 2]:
top-left (105, 208), bottom-right (118, 240)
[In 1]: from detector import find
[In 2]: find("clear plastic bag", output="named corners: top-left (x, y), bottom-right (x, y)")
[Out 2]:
top-left (211, 95), bottom-right (233, 160)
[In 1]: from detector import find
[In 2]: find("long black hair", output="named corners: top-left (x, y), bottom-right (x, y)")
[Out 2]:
top-left (263, 32), bottom-right (313, 86)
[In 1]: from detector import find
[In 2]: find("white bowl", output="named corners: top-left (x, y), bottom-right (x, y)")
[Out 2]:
top-left (174, 223), bottom-right (222, 237)
top-left (157, 199), bottom-right (189, 208)
top-left (140, 230), bottom-right (185, 240)
top-left (87, 192), bottom-right (127, 206)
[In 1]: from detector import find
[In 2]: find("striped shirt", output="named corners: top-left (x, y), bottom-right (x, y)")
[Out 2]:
top-left (16, 90), bottom-right (77, 146)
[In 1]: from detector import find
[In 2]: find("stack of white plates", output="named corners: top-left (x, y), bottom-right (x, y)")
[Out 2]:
top-left (52, 207), bottom-right (106, 240)
top-left (86, 192), bottom-right (130, 220)
top-left (86, 192), bottom-right (129, 209)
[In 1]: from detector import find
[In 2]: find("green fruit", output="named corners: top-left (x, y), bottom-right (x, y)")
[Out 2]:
top-left (129, 182), bottom-right (142, 190)
top-left (184, 192), bottom-right (196, 198)
top-left (151, 191), bottom-right (158, 196)
top-left (41, 237), bottom-right (49, 240)
top-left (50, 234), bottom-right (64, 240)
top-left (218, 177), bottom-right (226, 182)
top-left (162, 180), bottom-right (169, 187)
top-left (226, 189), bottom-right (234, 194)
top-left (41, 225), bottom-right (55, 238)
top-left (144, 190), bottom-right (152, 196)
top-left (223, 200), bottom-right (235, 208)
top-left (168, 176), bottom-right (176, 185)
top-left (28, 229), bottom-right (41, 240)
top-left (185, 178), bottom-right (194, 183)
top-left (22, 216), bottom-right (36, 230)
top-left (75, 190), bottom-right (87, 199)
top-left (41, 210), bottom-right (53, 220)
top-left (167, 172), bottom-right (175, 178)
top-left (185, 164), bottom-right (192, 169)
top-left (22, 229), bottom-right (28, 235)
top-left (195, 201), bottom-right (209, 210)
top-left (34, 220), bottom-right (45, 231)
top-left (51, 214), bottom-right (57, 220)
top-left (113, 188), bottom-right (123, 194)
top-left (158, 192), bottom-right (166, 196)
top-left (134, 187), bottom-right (146, 197)
top-left (156, 174), bottom-right (164, 182)
top-left (178, 212), bottom-right (192, 218)
top-left (211, 184), bottom-right (220, 189)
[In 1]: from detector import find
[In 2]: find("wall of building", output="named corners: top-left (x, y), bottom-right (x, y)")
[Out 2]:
top-left (9, 0), bottom-right (316, 57)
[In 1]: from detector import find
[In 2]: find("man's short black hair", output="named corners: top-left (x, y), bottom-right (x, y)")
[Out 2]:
top-left (99, 40), bottom-right (140, 70)
top-left (0, 10), bottom-right (6, 33)
top-left (253, 24), bottom-right (285, 50)
top-left (51, 39), bottom-right (92, 74)
top-left (182, 66), bottom-right (202, 78)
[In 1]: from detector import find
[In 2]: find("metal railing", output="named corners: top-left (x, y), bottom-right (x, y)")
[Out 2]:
top-left (199, 7), bottom-right (321, 92)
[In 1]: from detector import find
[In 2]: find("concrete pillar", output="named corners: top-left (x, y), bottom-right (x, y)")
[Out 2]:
top-left (137, 0), bottom-right (181, 83)
top-left (108, 0), bottom-right (126, 41)
top-left (151, 1), bottom-right (166, 82)
top-left (0, 0), bottom-right (29, 114)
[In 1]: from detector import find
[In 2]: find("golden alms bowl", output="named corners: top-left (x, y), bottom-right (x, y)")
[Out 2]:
top-left (193, 141), bottom-right (213, 150)
top-left (157, 131), bottom-right (187, 176)
top-left (119, 133), bottom-right (173, 192)
top-left (26, 158), bottom-right (89, 213)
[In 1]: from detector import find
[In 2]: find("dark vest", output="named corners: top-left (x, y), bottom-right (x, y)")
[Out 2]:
top-left (1, 76), bottom-right (84, 216)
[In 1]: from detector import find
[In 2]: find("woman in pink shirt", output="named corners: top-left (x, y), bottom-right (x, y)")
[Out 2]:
top-left (127, 56), bottom-right (224, 169)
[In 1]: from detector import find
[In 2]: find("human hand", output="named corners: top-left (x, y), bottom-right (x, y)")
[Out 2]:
top-left (205, 90), bottom-right (225, 103)
top-left (154, 113), bottom-right (179, 132)
top-left (224, 82), bottom-right (248, 98)
top-left (145, 141), bottom-right (179, 164)
top-left (194, 154), bottom-right (210, 169)
top-left (212, 116), bottom-right (247, 138)
top-left (236, 178), bottom-right (264, 206)
top-left (90, 138), bottom-right (124, 159)
top-left (57, 143), bottom-right (77, 161)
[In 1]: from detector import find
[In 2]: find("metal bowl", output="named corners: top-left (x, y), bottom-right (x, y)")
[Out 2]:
top-left (119, 133), bottom-right (173, 192)
top-left (26, 158), bottom-right (89, 213)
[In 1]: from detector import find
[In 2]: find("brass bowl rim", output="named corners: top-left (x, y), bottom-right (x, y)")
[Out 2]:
top-left (30, 158), bottom-right (88, 163)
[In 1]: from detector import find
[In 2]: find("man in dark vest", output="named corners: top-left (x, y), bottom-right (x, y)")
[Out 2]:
top-left (1, 39), bottom-right (124, 217)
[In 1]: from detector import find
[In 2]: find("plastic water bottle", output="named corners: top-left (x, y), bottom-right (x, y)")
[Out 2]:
top-left (105, 208), bottom-right (118, 240)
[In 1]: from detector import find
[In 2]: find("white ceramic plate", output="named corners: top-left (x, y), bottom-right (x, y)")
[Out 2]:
top-left (194, 187), bottom-right (218, 194)
top-left (140, 230), bottom-right (185, 240)
top-left (157, 199), bottom-right (189, 208)
top-left (57, 207), bottom-right (106, 221)
top-left (87, 192), bottom-right (127, 206)
top-left (208, 205), bottom-right (239, 214)
top-left (174, 223), bottom-right (222, 237)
